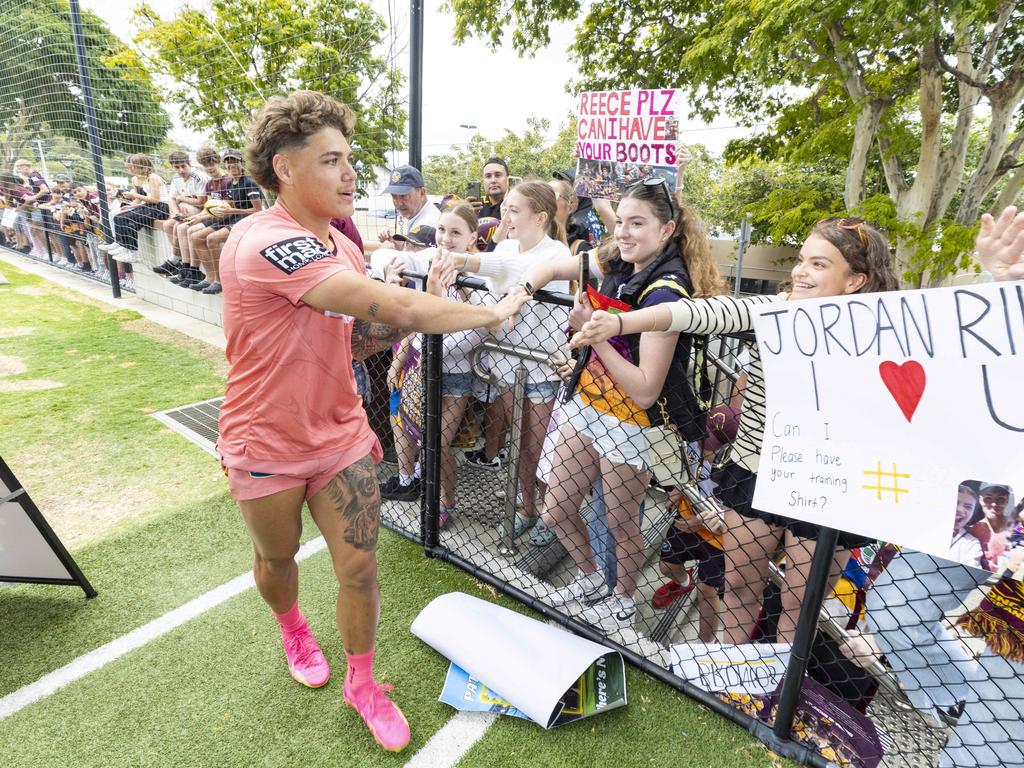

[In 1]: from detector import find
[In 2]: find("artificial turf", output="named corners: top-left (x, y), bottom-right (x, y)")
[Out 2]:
top-left (0, 261), bottom-right (791, 767)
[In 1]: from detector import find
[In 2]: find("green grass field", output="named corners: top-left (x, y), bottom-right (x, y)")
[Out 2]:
top-left (0, 261), bottom-right (789, 768)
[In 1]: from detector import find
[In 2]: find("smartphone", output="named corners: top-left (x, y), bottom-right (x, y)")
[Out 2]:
top-left (466, 180), bottom-right (481, 199)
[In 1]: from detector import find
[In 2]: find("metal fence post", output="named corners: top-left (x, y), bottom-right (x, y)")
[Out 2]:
top-left (772, 526), bottom-right (841, 741)
top-left (68, 0), bottom-right (120, 299)
top-left (422, 330), bottom-right (443, 551)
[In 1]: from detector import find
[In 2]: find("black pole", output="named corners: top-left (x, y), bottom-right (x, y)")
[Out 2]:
top-left (68, 0), bottom-right (120, 299)
top-left (772, 526), bottom-right (841, 741)
top-left (408, 0), bottom-right (424, 169)
top-left (421, 330), bottom-right (442, 550)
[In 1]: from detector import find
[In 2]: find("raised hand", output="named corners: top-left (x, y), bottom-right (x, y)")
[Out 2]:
top-left (976, 206), bottom-right (1024, 282)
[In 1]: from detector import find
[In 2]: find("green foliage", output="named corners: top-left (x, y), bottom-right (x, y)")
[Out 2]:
top-left (422, 117), bottom-right (576, 195)
top-left (129, 0), bottom-right (405, 189)
top-left (0, 0), bottom-right (171, 164)
top-left (447, 0), bottom-right (1023, 285)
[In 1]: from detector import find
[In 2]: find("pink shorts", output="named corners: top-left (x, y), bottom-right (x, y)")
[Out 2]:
top-left (220, 436), bottom-right (382, 502)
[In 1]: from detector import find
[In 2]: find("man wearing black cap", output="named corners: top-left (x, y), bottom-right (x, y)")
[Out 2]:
top-left (379, 165), bottom-right (439, 248)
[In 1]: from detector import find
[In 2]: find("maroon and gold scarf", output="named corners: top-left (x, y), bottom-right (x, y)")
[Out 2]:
top-left (957, 576), bottom-right (1024, 663)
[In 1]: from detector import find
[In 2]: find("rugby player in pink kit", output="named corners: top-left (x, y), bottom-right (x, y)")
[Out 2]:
top-left (216, 91), bottom-right (529, 752)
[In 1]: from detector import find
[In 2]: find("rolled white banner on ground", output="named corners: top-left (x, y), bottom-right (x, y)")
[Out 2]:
top-left (412, 591), bottom-right (626, 728)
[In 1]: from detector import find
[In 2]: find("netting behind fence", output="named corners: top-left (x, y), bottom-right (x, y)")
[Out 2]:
top-left (2, 3), bottom-right (1022, 767)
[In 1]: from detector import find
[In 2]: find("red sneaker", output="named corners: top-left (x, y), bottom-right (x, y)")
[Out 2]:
top-left (344, 678), bottom-right (411, 752)
top-left (651, 570), bottom-right (695, 610)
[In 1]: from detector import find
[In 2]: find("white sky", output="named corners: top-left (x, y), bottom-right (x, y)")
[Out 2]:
top-left (82, 0), bottom-right (751, 162)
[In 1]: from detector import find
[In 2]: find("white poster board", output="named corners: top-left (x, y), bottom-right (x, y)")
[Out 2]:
top-left (574, 88), bottom-right (681, 201)
top-left (0, 457), bottom-right (95, 595)
top-left (412, 592), bottom-right (626, 728)
top-left (752, 283), bottom-right (1023, 573)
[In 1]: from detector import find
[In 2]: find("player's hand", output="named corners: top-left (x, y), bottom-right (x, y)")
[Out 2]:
top-left (569, 309), bottom-right (618, 348)
top-left (378, 228), bottom-right (394, 244)
top-left (976, 206), bottom-right (1024, 281)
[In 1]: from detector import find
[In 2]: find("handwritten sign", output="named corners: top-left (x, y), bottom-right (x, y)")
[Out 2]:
top-left (574, 89), bottom-right (681, 201)
top-left (752, 282), bottom-right (1023, 573)
top-left (671, 642), bottom-right (791, 695)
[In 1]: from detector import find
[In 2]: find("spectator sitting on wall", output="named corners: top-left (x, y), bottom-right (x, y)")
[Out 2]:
top-left (165, 148), bottom-right (231, 287)
top-left (186, 149), bottom-right (263, 295)
top-left (154, 150), bottom-right (208, 277)
top-left (375, 165), bottom-right (440, 251)
top-left (97, 153), bottom-right (170, 270)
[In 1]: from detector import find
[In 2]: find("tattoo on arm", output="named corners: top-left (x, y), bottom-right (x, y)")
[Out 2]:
top-left (324, 456), bottom-right (380, 552)
top-left (368, 301), bottom-right (380, 317)
top-left (350, 317), bottom-right (408, 360)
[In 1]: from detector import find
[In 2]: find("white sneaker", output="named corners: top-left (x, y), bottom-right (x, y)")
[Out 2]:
top-left (581, 593), bottom-right (637, 632)
top-left (546, 570), bottom-right (607, 607)
top-left (111, 248), bottom-right (135, 263)
top-left (97, 242), bottom-right (119, 252)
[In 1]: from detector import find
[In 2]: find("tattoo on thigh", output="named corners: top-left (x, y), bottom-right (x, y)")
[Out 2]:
top-left (327, 457), bottom-right (380, 551)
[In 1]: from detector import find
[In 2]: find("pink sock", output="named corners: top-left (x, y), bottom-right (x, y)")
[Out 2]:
top-left (273, 601), bottom-right (306, 634)
top-left (345, 648), bottom-right (375, 688)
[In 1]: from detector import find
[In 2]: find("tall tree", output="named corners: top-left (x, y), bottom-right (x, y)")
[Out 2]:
top-left (125, 0), bottom-right (406, 188)
top-left (0, 0), bottom-right (171, 165)
top-left (449, 0), bottom-right (1024, 285)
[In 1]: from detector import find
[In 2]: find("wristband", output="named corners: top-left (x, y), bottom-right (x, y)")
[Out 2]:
top-left (617, 314), bottom-right (623, 336)
top-left (520, 281), bottom-right (534, 296)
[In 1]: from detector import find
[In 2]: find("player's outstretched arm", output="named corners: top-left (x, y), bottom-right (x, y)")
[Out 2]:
top-left (301, 269), bottom-right (529, 344)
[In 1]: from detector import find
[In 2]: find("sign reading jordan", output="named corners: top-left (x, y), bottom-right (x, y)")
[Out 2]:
top-left (752, 282), bottom-right (1023, 575)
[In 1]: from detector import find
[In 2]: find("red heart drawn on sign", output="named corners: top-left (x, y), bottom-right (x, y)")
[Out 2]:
top-left (878, 361), bottom-right (926, 423)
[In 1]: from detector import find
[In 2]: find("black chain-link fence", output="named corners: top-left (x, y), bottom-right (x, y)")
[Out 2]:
top-left (386, 280), bottom-right (1023, 768)
top-left (2, 3), bottom-right (1021, 767)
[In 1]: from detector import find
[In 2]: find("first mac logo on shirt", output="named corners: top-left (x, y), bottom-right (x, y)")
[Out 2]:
top-left (261, 236), bottom-right (332, 274)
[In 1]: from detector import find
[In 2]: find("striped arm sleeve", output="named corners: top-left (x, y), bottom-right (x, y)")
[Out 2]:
top-left (665, 293), bottom-right (781, 335)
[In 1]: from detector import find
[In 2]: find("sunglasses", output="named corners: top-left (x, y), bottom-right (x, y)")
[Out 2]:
top-left (629, 176), bottom-right (675, 219)
top-left (838, 218), bottom-right (869, 248)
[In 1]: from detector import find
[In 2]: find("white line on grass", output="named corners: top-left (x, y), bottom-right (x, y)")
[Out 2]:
top-left (0, 536), bottom-right (328, 722)
top-left (402, 712), bottom-right (498, 768)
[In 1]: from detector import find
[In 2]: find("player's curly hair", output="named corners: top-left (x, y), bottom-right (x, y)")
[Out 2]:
top-left (245, 90), bottom-right (356, 193)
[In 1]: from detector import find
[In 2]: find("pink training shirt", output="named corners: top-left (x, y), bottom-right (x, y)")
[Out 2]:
top-left (217, 202), bottom-right (381, 467)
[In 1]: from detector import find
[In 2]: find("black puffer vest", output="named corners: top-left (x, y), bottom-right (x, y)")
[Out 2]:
top-left (597, 241), bottom-right (710, 442)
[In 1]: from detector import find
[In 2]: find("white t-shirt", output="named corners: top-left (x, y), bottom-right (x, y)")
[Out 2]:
top-left (168, 170), bottom-right (209, 201)
top-left (367, 246), bottom-right (487, 376)
top-left (948, 532), bottom-right (984, 569)
top-left (400, 199), bottom-right (441, 235)
top-left (474, 235), bottom-right (571, 385)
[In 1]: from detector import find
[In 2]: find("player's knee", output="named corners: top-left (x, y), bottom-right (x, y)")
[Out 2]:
top-left (337, 554), bottom-right (378, 591)
top-left (256, 552), bottom-right (298, 576)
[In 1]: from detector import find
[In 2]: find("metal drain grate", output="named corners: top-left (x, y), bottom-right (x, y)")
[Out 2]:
top-left (151, 397), bottom-right (224, 457)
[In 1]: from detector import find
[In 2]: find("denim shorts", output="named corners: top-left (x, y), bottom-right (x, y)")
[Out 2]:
top-left (441, 372), bottom-right (475, 398)
top-left (523, 379), bottom-right (560, 405)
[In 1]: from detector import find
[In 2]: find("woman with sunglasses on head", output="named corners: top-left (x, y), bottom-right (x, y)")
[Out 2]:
top-left (570, 215), bottom-right (898, 643)
top-left (517, 177), bottom-right (727, 630)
